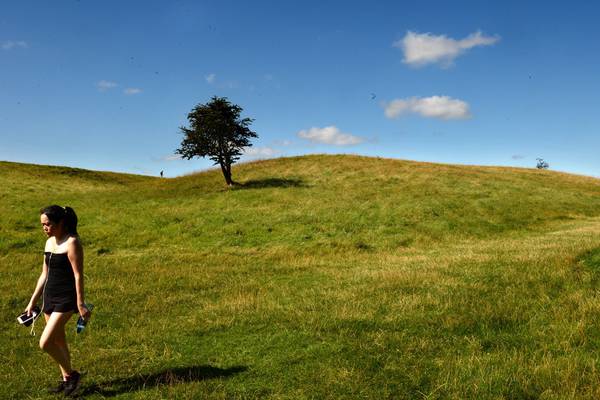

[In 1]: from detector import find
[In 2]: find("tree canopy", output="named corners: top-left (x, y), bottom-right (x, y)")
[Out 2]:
top-left (176, 96), bottom-right (257, 185)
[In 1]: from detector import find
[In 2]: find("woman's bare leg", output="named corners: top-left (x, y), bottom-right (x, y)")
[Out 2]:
top-left (41, 311), bottom-right (74, 379)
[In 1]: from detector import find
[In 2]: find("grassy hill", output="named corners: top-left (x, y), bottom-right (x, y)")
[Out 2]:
top-left (2, 155), bottom-right (600, 399)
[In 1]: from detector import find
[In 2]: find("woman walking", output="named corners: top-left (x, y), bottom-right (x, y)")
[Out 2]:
top-left (25, 205), bottom-right (91, 396)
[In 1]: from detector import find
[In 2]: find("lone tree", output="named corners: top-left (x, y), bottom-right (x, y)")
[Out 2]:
top-left (176, 96), bottom-right (257, 186)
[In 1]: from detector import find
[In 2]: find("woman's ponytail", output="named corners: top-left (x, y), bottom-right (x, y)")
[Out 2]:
top-left (63, 206), bottom-right (78, 235)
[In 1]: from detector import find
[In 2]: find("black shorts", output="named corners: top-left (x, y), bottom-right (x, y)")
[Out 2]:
top-left (43, 289), bottom-right (78, 314)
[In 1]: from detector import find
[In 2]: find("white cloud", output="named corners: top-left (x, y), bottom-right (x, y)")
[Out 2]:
top-left (242, 146), bottom-right (279, 158)
top-left (394, 30), bottom-right (500, 68)
top-left (383, 96), bottom-right (471, 120)
top-left (205, 73), bottom-right (216, 84)
top-left (297, 126), bottom-right (364, 146)
top-left (511, 154), bottom-right (526, 160)
top-left (163, 154), bottom-right (183, 161)
top-left (96, 80), bottom-right (118, 91)
top-left (124, 88), bottom-right (142, 95)
top-left (2, 40), bottom-right (27, 50)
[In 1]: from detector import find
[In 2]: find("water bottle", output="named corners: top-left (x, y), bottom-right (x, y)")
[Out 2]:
top-left (76, 304), bottom-right (94, 333)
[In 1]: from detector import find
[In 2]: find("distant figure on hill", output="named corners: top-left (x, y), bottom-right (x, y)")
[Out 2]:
top-left (24, 205), bottom-right (91, 396)
top-left (536, 158), bottom-right (549, 170)
top-left (160, 170), bottom-right (164, 178)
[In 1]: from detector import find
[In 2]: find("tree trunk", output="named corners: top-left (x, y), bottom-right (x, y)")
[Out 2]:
top-left (219, 161), bottom-right (233, 186)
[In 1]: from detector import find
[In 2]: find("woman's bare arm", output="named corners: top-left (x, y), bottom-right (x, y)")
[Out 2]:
top-left (68, 237), bottom-right (90, 320)
top-left (26, 257), bottom-right (48, 315)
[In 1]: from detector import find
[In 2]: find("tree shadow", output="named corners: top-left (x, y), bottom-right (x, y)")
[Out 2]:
top-left (79, 365), bottom-right (247, 397)
top-left (234, 177), bottom-right (306, 189)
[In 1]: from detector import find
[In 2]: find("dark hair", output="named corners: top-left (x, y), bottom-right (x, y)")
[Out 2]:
top-left (40, 205), bottom-right (78, 235)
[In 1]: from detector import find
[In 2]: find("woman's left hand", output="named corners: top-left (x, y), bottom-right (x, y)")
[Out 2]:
top-left (79, 304), bottom-right (91, 322)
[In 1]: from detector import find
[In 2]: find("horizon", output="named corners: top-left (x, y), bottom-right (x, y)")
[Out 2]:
top-left (2, 1), bottom-right (600, 178)
top-left (3, 153), bottom-right (599, 180)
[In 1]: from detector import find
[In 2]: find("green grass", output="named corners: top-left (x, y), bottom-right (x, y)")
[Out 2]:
top-left (2, 154), bottom-right (600, 399)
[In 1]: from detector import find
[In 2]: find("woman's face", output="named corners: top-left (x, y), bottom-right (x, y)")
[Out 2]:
top-left (40, 214), bottom-right (61, 237)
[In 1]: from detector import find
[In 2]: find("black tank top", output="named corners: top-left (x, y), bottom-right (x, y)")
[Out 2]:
top-left (45, 252), bottom-right (75, 294)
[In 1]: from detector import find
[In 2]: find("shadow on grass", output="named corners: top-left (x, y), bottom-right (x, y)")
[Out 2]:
top-left (80, 365), bottom-right (247, 397)
top-left (235, 177), bottom-right (306, 189)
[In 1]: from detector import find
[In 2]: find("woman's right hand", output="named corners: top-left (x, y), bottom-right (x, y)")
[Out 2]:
top-left (24, 303), bottom-right (36, 317)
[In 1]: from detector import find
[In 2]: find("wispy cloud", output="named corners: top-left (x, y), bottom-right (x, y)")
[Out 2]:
top-left (273, 139), bottom-right (293, 146)
top-left (511, 154), bottom-right (526, 160)
top-left (394, 31), bottom-right (500, 68)
top-left (163, 154), bottom-right (183, 161)
top-left (262, 73), bottom-right (281, 89)
top-left (205, 73), bottom-right (216, 84)
top-left (204, 73), bottom-right (239, 89)
top-left (1, 40), bottom-right (28, 50)
top-left (96, 80), bottom-right (118, 92)
top-left (224, 81), bottom-right (239, 89)
top-left (242, 146), bottom-right (280, 158)
top-left (297, 126), bottom-right (365, 146)
top-left (124, 88), bottom-right (142, 95)
top-left (383, 96), bottom-right (471, 120)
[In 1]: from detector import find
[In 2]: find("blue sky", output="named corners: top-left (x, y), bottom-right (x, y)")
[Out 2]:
top-left (2, 1), bottom-right (599, 177)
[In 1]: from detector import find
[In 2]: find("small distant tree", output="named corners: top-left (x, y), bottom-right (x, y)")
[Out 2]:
top-left (536, 158), bottom-right (549, 170)
top-left (176, 96), bottom-right (257, 186)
